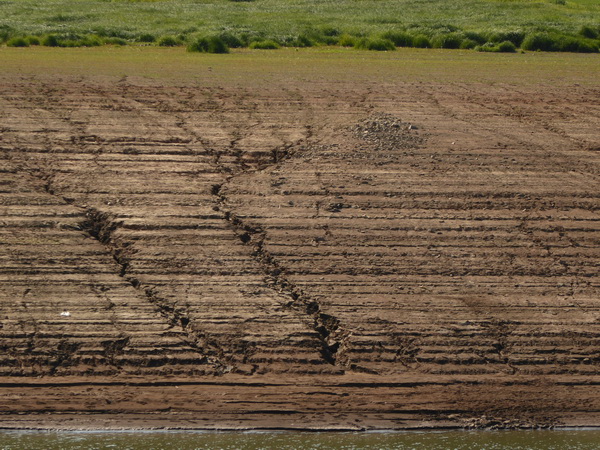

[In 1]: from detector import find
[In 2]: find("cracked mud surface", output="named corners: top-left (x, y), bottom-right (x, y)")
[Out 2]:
top-left (1, 66), bottom-right (599, 430)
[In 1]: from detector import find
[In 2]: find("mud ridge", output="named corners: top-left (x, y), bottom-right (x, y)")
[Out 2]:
top-left (145, 96), bottom-right (352, 368)
top-left (79, 208), bottom-right (231, 374)
top-left (6, 131), bottom-right (233, 374)
top-left (212, 183), bottom-right (351, 368)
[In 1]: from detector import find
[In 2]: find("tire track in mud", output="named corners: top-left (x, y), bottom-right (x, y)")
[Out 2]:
top-left (1, 89), bottom-right (231, 374)
top-left (127, 86), bottom-right (353, 367)
top-left (204, 105), bottom-right (351, 368)
top-left (51, 83), bottom-right (315, 374)
top-left (0, 153), bottom-right (128, 375)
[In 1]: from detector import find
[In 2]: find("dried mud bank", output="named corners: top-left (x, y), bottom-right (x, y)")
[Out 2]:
top-left (0, 72), bottom-right (599, 430)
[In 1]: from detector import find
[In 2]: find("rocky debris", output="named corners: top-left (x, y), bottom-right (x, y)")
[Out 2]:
top-left (352, 113), bottom-right (424, 151)
top-left (324, 202), bottom-right (351, 213)
top-left (461, 415), bottom-right (554, 430)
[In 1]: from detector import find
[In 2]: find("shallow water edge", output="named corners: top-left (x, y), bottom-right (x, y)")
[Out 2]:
top-left (3, 429), bottom-right (600, 450)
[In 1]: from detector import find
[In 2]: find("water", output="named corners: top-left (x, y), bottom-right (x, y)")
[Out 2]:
top-left (1, 430), bottom-right (600, 450)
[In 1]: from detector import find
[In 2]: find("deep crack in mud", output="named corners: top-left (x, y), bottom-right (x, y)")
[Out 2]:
top-left (80, 208), bottom-right (231, 374)
top-left (212, 183), bottom-right (351, 367)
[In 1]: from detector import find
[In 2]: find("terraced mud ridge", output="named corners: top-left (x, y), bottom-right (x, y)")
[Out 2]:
top-left (0, 69), bottom-right (599, 430)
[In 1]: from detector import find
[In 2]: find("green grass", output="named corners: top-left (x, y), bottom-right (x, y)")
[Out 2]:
top-left (249, 39), bottom-right (280, 49)
top-left (0, 0), bottom-right (599, 52)
top-left (1, 46), bottom-right (598, 87)
top-left (188, 35), bottom-right (230, 52)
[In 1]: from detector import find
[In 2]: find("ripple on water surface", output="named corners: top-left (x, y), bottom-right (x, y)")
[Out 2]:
top-left (1, 430), bottom-right (600, 450)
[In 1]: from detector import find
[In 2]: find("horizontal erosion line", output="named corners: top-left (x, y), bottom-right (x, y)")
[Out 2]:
top-left (248, 224), bottom-right (600, 233)
top-left (1, 144), bottom-right (272, 153)
top-left (0, 379), bottom-right (494, 389)
top-left (95, 223), bottom-right (600, 231)
top-left (263, 262), bottom-right (598, 270)
top-left (43, 241), bottom-right (591, 251)
top-left (0, 277), bottom-right (288, 283)
top-left (39, 169), bottom-right (222, 176)
top-left (224, 218), bottom-right (600, 227)
top-left (4, 270), bottom-right (592, 278)
top-left (267, 244), bottom-right (599, 252)
top-left (218, 216), bottom-right (600, 224)
top-left (0, 145), bottom-right (205, 153)
top-left (0, 223), bottom-right (227, 230)
top-left (1, 282), bottom-right (593, 291)
top-left (236, 212), bottom-right (600, 221)
top-left (234, 190), bottom-right (600, 199)
top-left (1, 150), bottom-right (218, 160)
top-left (0, 409), bottom-right (474, 418)
top-left (226, 408), bottom-right (470, 416)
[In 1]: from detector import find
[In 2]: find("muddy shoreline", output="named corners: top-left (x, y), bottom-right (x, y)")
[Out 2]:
top-left (1, 374), bottom-right (599, 430)
top-left (1, 50), bottom-right (599, 430)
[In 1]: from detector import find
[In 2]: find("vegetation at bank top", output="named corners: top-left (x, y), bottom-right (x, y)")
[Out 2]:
top-left (1, 0), bottom-right (599, 53)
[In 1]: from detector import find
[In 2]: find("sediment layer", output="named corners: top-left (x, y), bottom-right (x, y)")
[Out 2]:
top-left (0, 71), bottom-right (599, 429)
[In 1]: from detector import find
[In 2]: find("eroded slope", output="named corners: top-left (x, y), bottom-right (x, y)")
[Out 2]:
top-left (0, 73), bottom-right (599, 429)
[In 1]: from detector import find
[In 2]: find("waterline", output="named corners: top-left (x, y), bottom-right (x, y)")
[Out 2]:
top-left (2, 430), bottom-right (600, 449)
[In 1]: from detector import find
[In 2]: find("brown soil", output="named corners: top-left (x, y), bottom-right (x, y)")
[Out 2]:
top-left (0, 68), bottom-right (599, 430)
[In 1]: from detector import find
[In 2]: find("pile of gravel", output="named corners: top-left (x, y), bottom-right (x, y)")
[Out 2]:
top-left (352, 113), bottom-right (424, 151)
